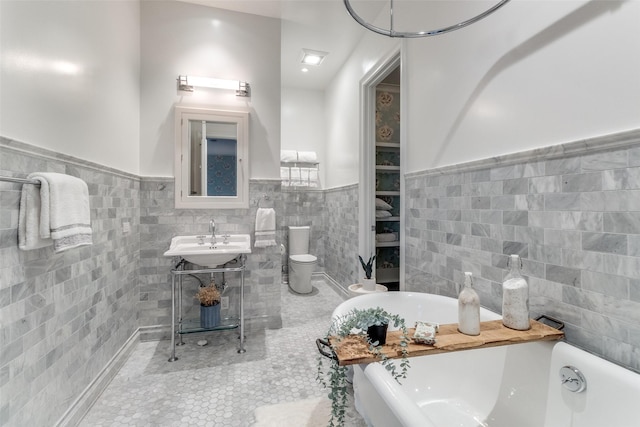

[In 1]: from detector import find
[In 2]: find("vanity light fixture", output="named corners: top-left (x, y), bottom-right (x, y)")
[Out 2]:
top-left (177, 75), bottom-right (250, 97)
top-left (300, 49), bottom-right (328, 66)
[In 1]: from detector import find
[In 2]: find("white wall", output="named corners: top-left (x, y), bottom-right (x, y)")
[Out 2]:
top-left (139, 1), bottom-right (281, 179)
top-left (281, 87), bottom-right (326, 185)
top-left (324, 34), bottom-right (399, 188)
top-left (403, 0), bottom-right (640, 172)
top-left (0, 0), bottom-right (140, 174)
top-left (3, 1), bottom-right (636, 182)
top-left (323, 0), bottom-right (640, 184)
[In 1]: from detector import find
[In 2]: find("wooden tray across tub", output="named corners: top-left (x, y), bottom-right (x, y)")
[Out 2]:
top-left (331, 319), bottom-right (564, 366)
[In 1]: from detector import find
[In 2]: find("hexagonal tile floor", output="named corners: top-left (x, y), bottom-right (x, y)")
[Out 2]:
top-left (79, 279), bottom-right (367, 426)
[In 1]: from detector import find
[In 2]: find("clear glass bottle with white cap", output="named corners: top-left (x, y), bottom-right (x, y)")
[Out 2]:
top-left (502, 254), bottom-right (530, 330)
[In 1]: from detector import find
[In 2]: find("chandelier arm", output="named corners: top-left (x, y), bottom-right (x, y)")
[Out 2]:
top-left (390, 0), bottom-right (394, 35)
top-left (343, 0), bottom-right (511, 38)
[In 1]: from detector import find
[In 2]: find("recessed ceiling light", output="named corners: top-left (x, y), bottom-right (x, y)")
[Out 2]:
top-left (301, 68), bottom-right (309, 73)
top-left (301, 49), bottom-right (328, 66)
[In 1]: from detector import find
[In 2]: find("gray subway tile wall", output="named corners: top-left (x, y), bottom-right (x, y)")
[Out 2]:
top-left (405, 130), bottom-right (640, 373)
top-left (2, 128), bottom-right (640, 426)
top-left (138, 179), bottom-right (283, 339)
top-left (0, 138), bottom-right (140, 426)
top-left (324, 184), bottom-right (359, 292)
top-left (137, 181), bottom-right (330, 339)
top-left (0, 138), bottom-right (292, 425)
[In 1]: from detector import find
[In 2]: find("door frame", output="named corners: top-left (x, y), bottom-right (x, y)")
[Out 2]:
top-left (358, 47), bottom-right (405, 289)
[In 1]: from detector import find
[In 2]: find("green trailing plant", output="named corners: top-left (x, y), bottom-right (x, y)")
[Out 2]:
top-left (316, 307), bottom-right (410, 427)
top-left (358, 254), bottom-right (376, 279)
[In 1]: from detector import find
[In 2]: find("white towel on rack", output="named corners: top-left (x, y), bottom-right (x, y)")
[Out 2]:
top-left (280, 166), bottom-right (292, 186)
top-left (288, 168), bottom-right (301, 185)
top-left (280, 150), bottom-right (298, 163)
top-left (297, 151), bottom-right (317, 163)
top-left (309, 168), bottom-right (319, 186)
top-left (19, 172), bottom-right (93, 253)
top-left (298, 168), bottom-right (310, 187)
top-left (254, 208), bottom-right (276, 248)
top-left (18, 179), bottom-right (52, 250)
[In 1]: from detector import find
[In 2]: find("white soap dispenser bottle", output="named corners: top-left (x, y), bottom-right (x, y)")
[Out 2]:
top-left (502, 254), bottom-right (530, 330)
top-left (458, 272), bottom-right (481, 336)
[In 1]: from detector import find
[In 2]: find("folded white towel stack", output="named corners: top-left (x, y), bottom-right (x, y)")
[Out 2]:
top-left (297, 151), bottom-right (317, 163)
top-left (376, 232), bottom-right (398, 243)
top-left (280, 150), bottom-right (298, 163)
top-left (254, 208), bottom-right (276, 248)
top-left (18, 172), bottom-right (93, 253)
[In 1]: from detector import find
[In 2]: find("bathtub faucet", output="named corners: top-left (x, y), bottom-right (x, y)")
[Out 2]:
top-left (209, 219), bottom-right (216, 245)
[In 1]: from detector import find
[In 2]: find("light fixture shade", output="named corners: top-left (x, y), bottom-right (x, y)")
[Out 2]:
top-left (300, 49), bottom-right (328, 66)
top-left (177, 75), bottom-right (250, 97)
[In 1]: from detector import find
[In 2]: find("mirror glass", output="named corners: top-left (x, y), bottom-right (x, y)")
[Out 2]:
top-left (175, 106), bottom-right (249, 209)
top-left (188, 120), bottom-right (238, 197)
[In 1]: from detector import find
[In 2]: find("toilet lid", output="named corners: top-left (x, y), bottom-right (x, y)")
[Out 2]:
top-left (290, 254), bottom-right (317, 263)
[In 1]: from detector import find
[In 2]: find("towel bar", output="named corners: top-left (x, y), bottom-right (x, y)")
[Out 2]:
top-left (0, 175), bottom-right (41, 186)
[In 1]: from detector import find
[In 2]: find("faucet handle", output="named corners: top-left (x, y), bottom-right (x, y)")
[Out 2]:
top-left (223, 234), bottom-right (230, 244)
top-left (196, 235), bottom-right (206, 245)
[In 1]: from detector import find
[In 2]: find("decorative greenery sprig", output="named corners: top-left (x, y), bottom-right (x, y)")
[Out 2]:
top-left (316, 307), bottom-right (410, 427)
top-left (358, 254), bottom-right (376, 279)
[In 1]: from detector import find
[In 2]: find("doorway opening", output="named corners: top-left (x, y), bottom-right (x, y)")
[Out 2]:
top-left (358, 50), bottom-right (404, 291)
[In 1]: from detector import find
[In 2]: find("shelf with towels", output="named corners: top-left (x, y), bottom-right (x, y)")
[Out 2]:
top-left (376, 241), bottom-right (400, 248)
top-left (375, 165), bottom-right (400, 172)
top-left (373, 84), bottom-right (401, 289)
top-left (280, 161), bottom-right (319, 168)
top-left (375, 142), bottom-right (400, 149)
top-left (376, 216), bottom-right (400, 222)
top-left (280, 161), bottom-right (320, 188)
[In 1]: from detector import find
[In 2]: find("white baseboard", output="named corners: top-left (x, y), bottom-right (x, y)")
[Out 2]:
top-left (55, 329), bottom-right (140, 427)
top-left (139, 324), bottom-right (172, 341)
top-left (316, 272), bottom-right (349, 299)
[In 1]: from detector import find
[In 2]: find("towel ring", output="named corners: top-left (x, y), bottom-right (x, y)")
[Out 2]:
top-left (257, 194), bottom-right (272, 208)
top-left (343, 0), bottom-right (511, 38)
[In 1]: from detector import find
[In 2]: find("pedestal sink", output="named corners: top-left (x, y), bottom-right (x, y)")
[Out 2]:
top-left (163, 234), bottom-right (252, 267)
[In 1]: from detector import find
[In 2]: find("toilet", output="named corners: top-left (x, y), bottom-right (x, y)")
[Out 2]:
top-left (288, 226), bottom-right (317, 294)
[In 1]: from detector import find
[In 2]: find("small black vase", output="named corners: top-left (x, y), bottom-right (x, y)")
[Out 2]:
top-left (367, 323), bottom-right (389, 346)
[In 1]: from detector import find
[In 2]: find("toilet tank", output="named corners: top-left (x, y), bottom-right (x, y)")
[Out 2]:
top-left (288, 226), bottom-right (310, 256)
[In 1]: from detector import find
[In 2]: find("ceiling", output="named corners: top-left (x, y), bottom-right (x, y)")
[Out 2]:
top-left (177, 0), bottom-right (385, 90)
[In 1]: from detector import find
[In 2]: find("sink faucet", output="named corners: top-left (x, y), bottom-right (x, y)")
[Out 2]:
top-left (209, 219), bottom-right (216, 244)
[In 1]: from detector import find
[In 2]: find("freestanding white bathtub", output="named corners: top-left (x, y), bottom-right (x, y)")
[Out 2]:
top-left (332, 292), bottom-right (640, 427)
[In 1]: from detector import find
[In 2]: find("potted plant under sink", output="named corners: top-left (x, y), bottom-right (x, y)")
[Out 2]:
top-left (195, 281), bottom-right (221, 328)
top-left (316, 306), bottom-right (410, 427)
